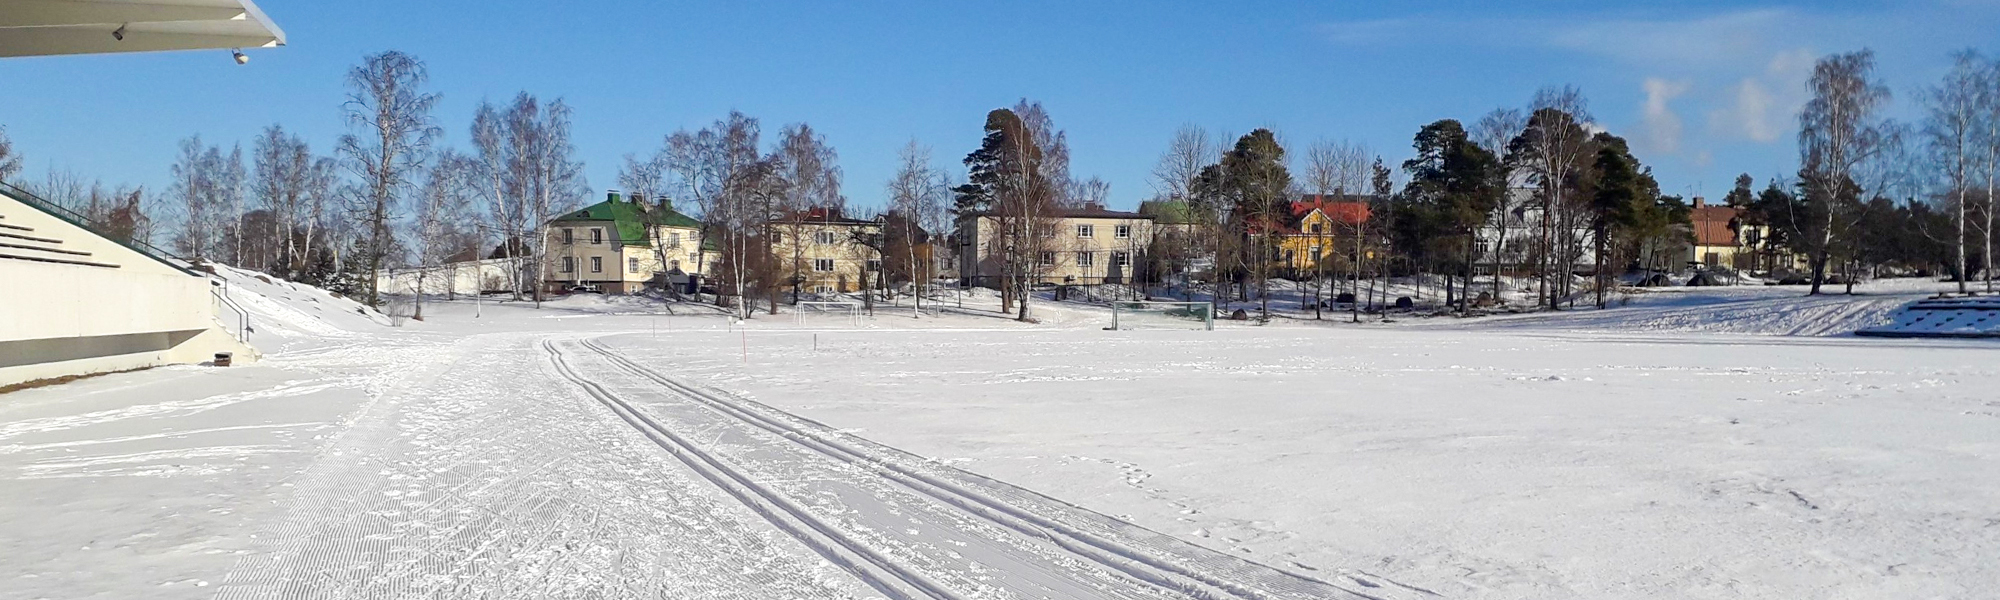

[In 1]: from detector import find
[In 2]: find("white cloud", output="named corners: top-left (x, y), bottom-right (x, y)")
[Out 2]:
top-left (1706, 49), bottom-right (1813, 143)
top-left (1539, 10), bottom-right (1794, 67)
top-left (1314, 9), bottom-right (1819, 69)
top-left (1639, 78), bottom-right (1690, 154)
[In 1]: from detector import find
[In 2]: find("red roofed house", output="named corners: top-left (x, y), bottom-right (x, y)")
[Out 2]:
top-left (1275, 195), bottom-right (1373, 271)
top-left (1688, 197), bottom-right (1765, 271)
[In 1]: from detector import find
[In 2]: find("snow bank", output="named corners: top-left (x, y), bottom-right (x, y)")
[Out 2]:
top-left (208, 265), bottom-right (396, 351)
top-left (1417, 278), bottom-right (1965, 337)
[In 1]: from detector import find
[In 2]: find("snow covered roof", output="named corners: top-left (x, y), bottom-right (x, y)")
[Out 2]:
top-left (0, 0), bottom-right (285, 58)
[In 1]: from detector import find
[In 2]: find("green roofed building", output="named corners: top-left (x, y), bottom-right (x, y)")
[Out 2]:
top-left (544, 191), bottom-right (713, 294)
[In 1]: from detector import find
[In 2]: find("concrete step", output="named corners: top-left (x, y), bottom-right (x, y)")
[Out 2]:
top-left (0, 230), bottom-right (63, 245)
top-left (0, 251), bottom-right (120, 268)
top-left (0, 240), bottom-right (92, 258)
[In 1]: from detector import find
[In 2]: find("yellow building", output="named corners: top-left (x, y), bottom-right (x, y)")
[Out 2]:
top-left (1271, 196), bottom-right (1373, 272)
top-left (955, 205), bottom-right (1156, 288)
top-left (771, 209), bottom-right (883, 294)
top-left (544, 192), bottom-right (711, 294)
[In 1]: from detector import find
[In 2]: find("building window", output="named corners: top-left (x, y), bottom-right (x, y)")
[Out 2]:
top-left (667, 232), bottom-right (682, 247)
top-left (815, 285), bottom-right (835, 294)
top-left (1038, 251), bottom-right (1056, 266)
top-left (590, 228), bottom-right (604, 244)
top-left (865, 259), bottom-right (882, 271)
top-left (814, 231), bottom-right (837, 245)
top-left (1111, 251), bottom-right (1130, 267)
top-left (590, 256), bottom-right (603, 273)
top-left (689, 253), bottom-right (700, 263)
top-left (1309, 223), bottom-right (1324, 234)
top-left (1744, 229), bottom-right (1762, 245)
top-left (628, 257), bottom-right (640, 273)
top-left (1114, 224), bottom-right (1131, 239)
top-left (1308, 245), bottom-right (1322, 257)
top-left (1475, 240), bottom-right (1490, 255)
top-left (1076, 224), bottom-right (1094, 238)
top-left (561, 228), bottom-right (574, 245)
top-left (1076, 251), bottom-right (1094, 267)
top-left (813, 258), bottom-right (835, 272)
top-left (560, 257), bottom-right (575, 273)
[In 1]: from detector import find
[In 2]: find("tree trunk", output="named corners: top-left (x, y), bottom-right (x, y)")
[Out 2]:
top-left (1594, 222), bottom-right (1608, 309)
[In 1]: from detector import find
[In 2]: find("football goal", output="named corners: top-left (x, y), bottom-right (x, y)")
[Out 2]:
top-left (1109, 301), bottom-right (1215, 331)
top-left (794, 301), bottom-right (863, 327)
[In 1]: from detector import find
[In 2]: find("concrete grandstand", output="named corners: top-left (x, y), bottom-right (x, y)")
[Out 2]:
top-left (0, 0), bottom-right (283, 387)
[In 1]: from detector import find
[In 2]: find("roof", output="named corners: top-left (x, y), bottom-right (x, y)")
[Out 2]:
top-left (773, 206), bottom-right (875, 226)
top-left (1292, 196), bottom-right (1372, 225)
top-left (1138, 199), bottom-right (1197, 225)
top-left (967, 204), bottom-right (1151, 220)
top-left (1690, 205), bottom-right (1741, 247)
top-left (552, 193), bottom-right (705, 249)
top-left (1, 0), bottom-right (285, 58)
top-left (1056, 204), bottom-right (1148, 219)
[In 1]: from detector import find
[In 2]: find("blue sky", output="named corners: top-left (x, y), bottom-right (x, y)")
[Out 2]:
top-left (2, 0), bottom-right (1997, 211)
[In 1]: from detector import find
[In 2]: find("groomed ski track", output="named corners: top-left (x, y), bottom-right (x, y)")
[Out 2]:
top-left (546, 334), bottom-right (1413, 600)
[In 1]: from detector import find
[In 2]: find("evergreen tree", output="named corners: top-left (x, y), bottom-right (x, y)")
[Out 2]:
top-left (1215, 129), bottom-right (1291, 319)
top-left (1401, 119), bottom-right (1501, 312)
top-left (1586, 132), bottom-right (1659, 307)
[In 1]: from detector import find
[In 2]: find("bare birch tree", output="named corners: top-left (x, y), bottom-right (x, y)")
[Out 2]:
top-left (1299, 139), bottom-right (1371, 316)
top-left (770, 123), bottom-right (844, 304)
top-left (216, 144), bottom-right (247, 267)
top-left (169, 136), bottom-right (218, 261)
top-left (640, 112), bottom-right (763, 307)
top-left (409, 150), bottom-right (475, 319)
top-left (1509, 87), bottom-right (1595, 308)
top-left (338, 51), bottom-right (441, 306)
top-left (0, 126), bottom-right (20, 183)
top-left (1977, 56), bottom-right (2000, 292)
top-left (886, 139), bottom-right (950, 314)
top-left (1473, 108), bottom-right (1527, 301)
top-left (253, 125), bottom-right (325, 277)
top-left (957, 107), bottom-right (1066, 321)
top-left (469, 101), bottom-right (525, 298)
top-left (1921, 50), bottom-right (1984, 294)
top-left (1149, 124), bottom-right (1221, 297)
top-left (1797, 50), bottom-right (1895, 295)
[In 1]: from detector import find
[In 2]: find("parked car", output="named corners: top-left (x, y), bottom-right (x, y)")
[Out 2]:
top-left (564, 284), bottom-right (602, 294)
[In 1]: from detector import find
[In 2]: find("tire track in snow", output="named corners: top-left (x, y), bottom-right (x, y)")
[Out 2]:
top-left (544, 339), bottom-right (965, 600)
top-left (219, 332), bottom-right (854, 599)
top-left (568, 336), bottom-right (1404, 600)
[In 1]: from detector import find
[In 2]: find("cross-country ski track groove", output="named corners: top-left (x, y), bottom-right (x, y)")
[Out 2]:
top-left (545, 335), bottom-right (1412, 600)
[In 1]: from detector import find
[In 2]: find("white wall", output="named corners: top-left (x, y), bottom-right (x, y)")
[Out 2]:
top-left (1, 193), bottom-right (254, 387)
top-left (378, 259), bottom-right (516, 296)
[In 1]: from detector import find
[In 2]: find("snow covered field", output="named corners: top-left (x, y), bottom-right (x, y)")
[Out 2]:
top-left (3, 275), bottom-right (1996, 599)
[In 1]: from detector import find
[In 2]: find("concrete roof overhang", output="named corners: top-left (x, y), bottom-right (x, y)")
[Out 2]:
top-left (0, 0), bottom-right (284, 58)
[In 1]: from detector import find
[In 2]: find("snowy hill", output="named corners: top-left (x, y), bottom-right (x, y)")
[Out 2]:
top-left (209, 265), bottom-right (398, 352)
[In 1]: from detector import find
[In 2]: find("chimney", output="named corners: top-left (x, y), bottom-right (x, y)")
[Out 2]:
top-left (630, 192), bottom-right (648, 210)
top-left (1692, 196), bottom-right (1705, 208)
top-left (607, 190), bottom-right (622, 204)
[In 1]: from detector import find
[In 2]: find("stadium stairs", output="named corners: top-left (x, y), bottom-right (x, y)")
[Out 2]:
top-left (0, 182), bottom-right (258, 388)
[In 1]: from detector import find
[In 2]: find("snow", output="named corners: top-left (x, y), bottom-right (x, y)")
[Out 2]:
top-left (3, 272), bottom-right (1996, 599)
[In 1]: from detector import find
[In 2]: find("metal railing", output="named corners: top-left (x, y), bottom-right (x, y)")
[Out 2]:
top-left (211, 279), bottom-right (253, 343)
